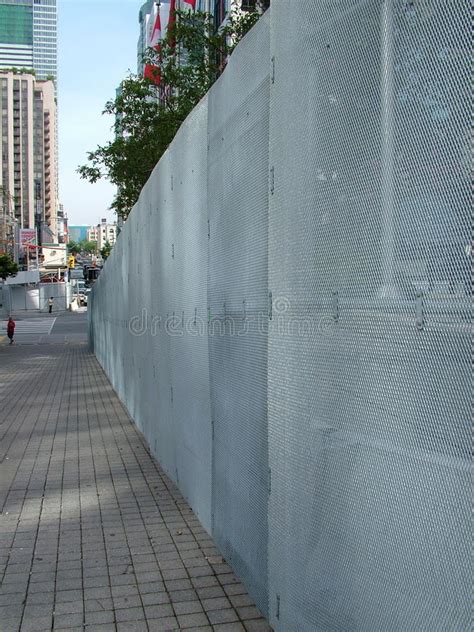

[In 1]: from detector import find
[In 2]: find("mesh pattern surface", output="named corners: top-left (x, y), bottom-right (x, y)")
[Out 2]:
top-left (91, 106), bottom-right (213, 530)
top-left (207, 13), bottom-right (270, 614)
top-left (267, 1), bottom-right (471, 630)
top-left (89, 2), bottom-right (471, 629)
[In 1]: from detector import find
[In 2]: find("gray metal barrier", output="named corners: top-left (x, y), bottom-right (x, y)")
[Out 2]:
top-left (90, 2), bottom-right (471, 629)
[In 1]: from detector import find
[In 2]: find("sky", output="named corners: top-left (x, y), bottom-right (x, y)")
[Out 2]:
top-left (58, 0), bottom-right (142, 227)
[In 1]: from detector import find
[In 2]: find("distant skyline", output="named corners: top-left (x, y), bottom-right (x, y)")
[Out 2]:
top-left (58, 0), bottom-right (141, 226)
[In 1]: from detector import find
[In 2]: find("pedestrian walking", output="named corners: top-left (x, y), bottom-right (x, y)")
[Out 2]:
top-left (48, 296), bottom-right (54, 314)
top-left (6, 316), bottom-right (15, 345)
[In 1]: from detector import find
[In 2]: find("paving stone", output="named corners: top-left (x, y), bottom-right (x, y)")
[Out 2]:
top-left (53, 612), bottom-right (84, 628)
top-left (161, 567), bottom-right (189, 580)
top-left (56, 577), bottom-right (83, 591)
top-left (164, 578), bottom-right (193, 591)
top-left (197, 585), bottom-right (226, 599)
top-left (84, 586), bottom-right (111, 600)
top-left (0, 582), bottom-right (28, 595)
top-left (85, 597), bottom-right (114, 612)
top-left (147, 617), bottom-right (179, 631)
top-left (84, 608), bottom-right (115, 625)
top-left (224, 583), bottom-right (247, 596)
top-left (56, 568), bottom-right (83, 581)
top-left (177, 612), bottom-right (211, 628)
top-left (113, 594), bottom-right (143, 609)
top-left (110, 572), bottom-right (137, 586)
top-left (0, 604), bottom-right (23, 618)
top-left (191, 576), bottom-right (220, 590)
top-left (243, 620), bottom-right (273, 632)
top-left (21, 615), bottom-right (53, 631)
top-left (237, 605), bottom-right (263, 620)
top-left (23, 603), bottom-right (54, 618)
top-left (115, 606), bottom-right (146, 622)
top-left (29, 571), bottom-right (56, 583)
top-left (112, 584), bottom-right (140, 598)
top-left (169, 588), bottom-right (199, 603)
top-left (144, 603), bottom-right (175, 619)
top-left (201, 596), bottom-right (232, 611)
top-left (0, 344), bottom-right (271, 632)
top-left (173, 600), bottom-right (204, 615)
top-left (53, 600), bottom-right (84, 615)
top-left (229, 594), bottom-right (255, 608)
top-left (135, 571), bottom-right (163, 583)
top-left (26, 591), bottom-right (55, 606)
top-left (133, 561), bottom-right (161, 573)
top-left (116, 622), bottom-right (149, 632)
top-left (218, 573), bottom-right (240, 585)
top-left (207, 608), bottom-right (240, 625)
top-left (213, 624), bottom-right (246, 632)
top-left (141, 592), bottom-right (170, 606)
top-left (0, 618), bottom-right (21, 632)
top-left (83, 574), bottom-right (110, 588)
top-left (55, 589), bottom-right (83, 603)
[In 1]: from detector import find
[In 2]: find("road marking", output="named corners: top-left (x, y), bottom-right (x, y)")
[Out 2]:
top-left (0, 318), bottom-right (57, 336)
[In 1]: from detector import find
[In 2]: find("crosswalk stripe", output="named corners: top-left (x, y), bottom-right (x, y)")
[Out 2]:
top-left (0, 318), bottom-right (56, 336)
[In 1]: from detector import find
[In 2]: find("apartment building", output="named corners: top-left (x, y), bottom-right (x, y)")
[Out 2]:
top-left (86, 219), bottom-right (117, 250)
top-left (0, 70), bottom-right (58, 237)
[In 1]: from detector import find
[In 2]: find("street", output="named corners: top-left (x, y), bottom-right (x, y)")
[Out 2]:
top-left (0, 310), bottom-right (88, 346)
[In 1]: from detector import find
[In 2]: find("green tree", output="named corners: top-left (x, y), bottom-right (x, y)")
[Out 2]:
top-left (80, 240), bottom-right (98, 254)
top-left (100, 241), bottom-right (112, 261)
top-left (78, 3), bottom-right (262, 220)
top-left (67, 240), bottom-right (81, 255)
top-left (0, 254), bottom-right (18, 280)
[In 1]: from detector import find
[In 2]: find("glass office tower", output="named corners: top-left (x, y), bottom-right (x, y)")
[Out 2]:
top-left (32, 0), bottom-right (57, 82)
top-left (0, 0), bottom-right (57, 83)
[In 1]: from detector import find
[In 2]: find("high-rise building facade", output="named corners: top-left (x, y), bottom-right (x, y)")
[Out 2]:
top-left (0, 0), bottom-right (34, 71)
top-left (0, 1), bottom-right (59, 245)
top-left (33, 77), bottom-right (57, 237)
top-left (0, 0), bottom-right (57, 83)
top-left (137, 0), bottom-right (155, 76)
top-left (32, 0), bottom-right (57, 82)
top-left (0, 71), bottom-right (58, 236)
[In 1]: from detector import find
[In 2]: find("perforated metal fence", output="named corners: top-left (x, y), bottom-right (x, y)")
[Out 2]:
top-left (89, 2), bottom-right (471, 629)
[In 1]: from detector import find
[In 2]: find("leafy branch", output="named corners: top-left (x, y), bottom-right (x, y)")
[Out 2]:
top-left (78, 3), bottom-right (262, 220)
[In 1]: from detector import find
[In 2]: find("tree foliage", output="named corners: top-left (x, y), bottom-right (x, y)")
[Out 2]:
top-left (78, 2), bottom-right (263, 220)
top-left (0, 254), bottom-right (18, 280)
top-left (67, 240), bottom-right (81, 255)
top-left (2, 67), bottom-right (36, 76)
top-left (100, 241), bottom-right (112, 261)
top-left (81, 240), bottom-right (98, 254)
top-left (68, 240), bottom-right (98, 255)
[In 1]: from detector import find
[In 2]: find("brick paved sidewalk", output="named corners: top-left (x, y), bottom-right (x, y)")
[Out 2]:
top-left (0, 344), bottom-right (270, 632)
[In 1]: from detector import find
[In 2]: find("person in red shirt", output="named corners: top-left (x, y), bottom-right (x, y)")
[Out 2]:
top-left (7, 317), bottom-right (15, 345)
